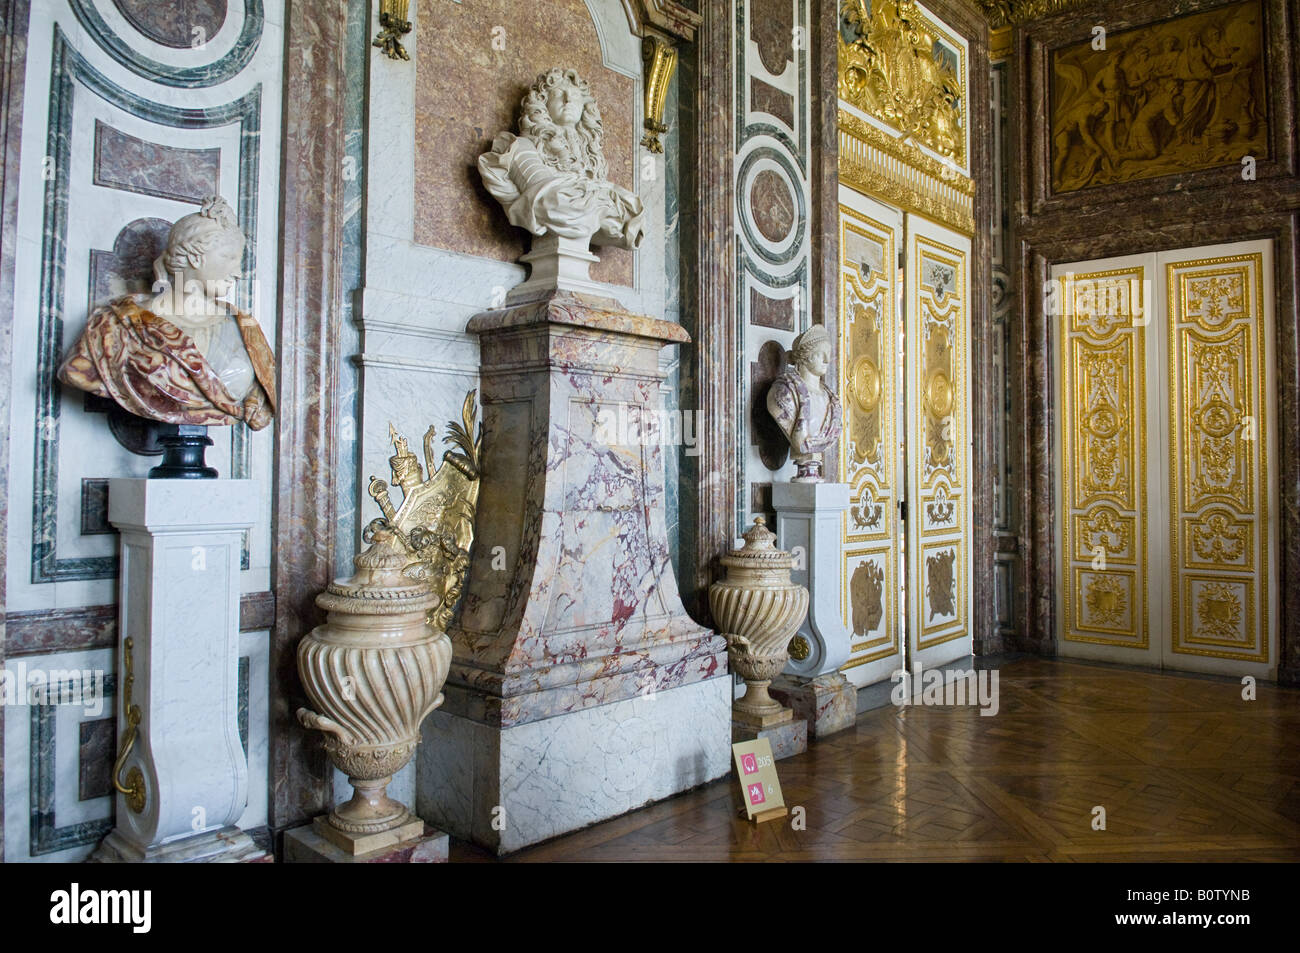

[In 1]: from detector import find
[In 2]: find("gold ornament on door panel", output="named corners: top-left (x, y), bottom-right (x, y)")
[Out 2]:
top-left (1168, 253), bottom-right (1269, 663)
top-left (910, 232), bottom-right (967, 650)
top-left (838, 205), bottom-right (902, 670)
top-left (1060, 267), bottom-right (1147, 648)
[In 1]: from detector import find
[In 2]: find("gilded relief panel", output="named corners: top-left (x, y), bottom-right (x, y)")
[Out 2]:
top-left (1059, 266), bottom-right (1148, 648)
top-left (838, 0), bottom-right (966, 165)
top-left (1050, 0), bottom-right (1267, 194)
top-left (1168, 252), bottom-right (1269, 662)
top-left (839, 202), bottom-right (901, 668)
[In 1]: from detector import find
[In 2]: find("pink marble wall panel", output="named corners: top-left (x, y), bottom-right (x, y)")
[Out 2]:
top-left (92, 121), bottom-right (220, 204)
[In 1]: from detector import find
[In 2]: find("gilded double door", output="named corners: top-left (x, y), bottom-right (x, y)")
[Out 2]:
top-left (837, 188), bottom-right (973, 686)
top-left (1052, 240), bottom-right (1278, 677)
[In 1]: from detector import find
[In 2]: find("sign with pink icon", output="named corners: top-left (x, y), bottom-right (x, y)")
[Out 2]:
top-left (731, 737), bottom-right (786, 822)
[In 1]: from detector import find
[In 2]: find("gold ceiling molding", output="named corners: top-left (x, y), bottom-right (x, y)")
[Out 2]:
top-left (839, 0), bottom-right (966, 164)
top-left (974, 0), bottom-right (1099, 28)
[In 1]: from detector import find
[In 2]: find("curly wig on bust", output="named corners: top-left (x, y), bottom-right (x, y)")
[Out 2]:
top-left (518, 68), bottom-right (606, 180)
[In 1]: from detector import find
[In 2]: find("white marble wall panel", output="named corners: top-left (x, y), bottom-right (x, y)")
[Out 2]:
top-left (3, 0), bottom-right (282, 861)
top-left (6, 0), bottom-right (283, 613)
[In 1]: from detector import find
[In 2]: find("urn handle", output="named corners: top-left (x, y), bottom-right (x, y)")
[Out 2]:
top-left (296, 707), bottom-right (355, 745)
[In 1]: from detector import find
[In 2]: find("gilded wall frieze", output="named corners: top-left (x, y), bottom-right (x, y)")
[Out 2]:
top-left (839, 114), bottom-right (975, 235)
top-left (839, 0), bottom-right (966, 164)
top-left (975, 0), bottom-right (1096, 28)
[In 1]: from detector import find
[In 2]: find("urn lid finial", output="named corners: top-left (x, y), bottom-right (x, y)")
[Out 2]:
top-left (721, 516), bottom-right (795, 570)
top-left (315, 529), bottom-right (441, 616)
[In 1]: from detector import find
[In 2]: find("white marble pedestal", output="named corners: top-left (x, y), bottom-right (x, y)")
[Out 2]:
top-left (92, 479), bottom-right (265, 863)
top-left (771, 481), bottom-right (857, 738)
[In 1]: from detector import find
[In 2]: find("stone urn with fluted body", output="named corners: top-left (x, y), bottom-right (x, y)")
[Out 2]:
top-left (296, 526), bottom-right (451, 853)
top-left (709, 517), bottom-right (809, 728)
top-left (296, 396), bottom-right (481, 855)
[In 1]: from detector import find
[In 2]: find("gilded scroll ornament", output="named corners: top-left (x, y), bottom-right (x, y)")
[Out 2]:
top-left (923, 315), bottom-right (955, 473)
top-left (1196, 583), bottom-right (1242, 640)
top-left (850, 560), bottom-right (885, 636)
top-left (976, 0), bottom-right (1095, 28)
top-left (1050, 0), bottom-right (1266, 193)
top-left (640, 35), bottom-right (678, 153)
top-left (847, 300), bottom-right (883, 466)
top-left (111, 636), bottom-right (146, 815)
top-left (1085, 575), bottom-right (1127, 627)
top-left (839, 0), bottom-right (964, 163)
top-left (1190, 511), bottom-right (1246, 564)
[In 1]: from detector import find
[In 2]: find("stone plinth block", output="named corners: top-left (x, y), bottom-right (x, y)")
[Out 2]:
top-left (285, 822), bottom-right (449, 864)
top-left (419, 677), bottom-right (731, 854)
top-left (770, 672), bottom-right (858, 739)
top-left (92, 826), bottom-right (268, 863)
top-left (731, 718), bottom-right (808, 761)
top-left (773, 481), bottom-right (852, 677)
top-left (93, 479), bottom-right (261, 863)
top-left (416, 291), bottom-right (730, 853)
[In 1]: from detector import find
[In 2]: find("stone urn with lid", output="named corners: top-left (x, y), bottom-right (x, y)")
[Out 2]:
top-left (296, 524), bottom-right (452, 854)
top-left (708, 517), bottom-right (810, 727)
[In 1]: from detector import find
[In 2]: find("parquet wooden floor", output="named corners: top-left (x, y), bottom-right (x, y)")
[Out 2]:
top-left (449, 657), bottom-right (1300, 862)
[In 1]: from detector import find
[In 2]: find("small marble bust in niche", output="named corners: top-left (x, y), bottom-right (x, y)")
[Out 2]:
top-left (478, 67), bottom-right (645, 260)
top-left (766, 325), bottom-right (843, 483)
top-left (58, 196), bottom-right (276, 432)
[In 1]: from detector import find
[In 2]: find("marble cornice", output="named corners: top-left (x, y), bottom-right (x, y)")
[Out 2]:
top-left (620, 0), bottom-right (701, 41)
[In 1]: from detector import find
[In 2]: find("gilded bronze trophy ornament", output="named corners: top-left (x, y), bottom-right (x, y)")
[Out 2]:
top-left (296, 392), bottom-right (481, 855)
top-left (57, 196), bottom-right (275, 478)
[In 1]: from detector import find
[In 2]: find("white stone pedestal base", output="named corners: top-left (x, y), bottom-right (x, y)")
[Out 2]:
top-left (94, 479), bottom-right (259, 862)
top-left (91, 826), bottom-right (268, 863)
top-left (773, 482), bottom-right (852, 678)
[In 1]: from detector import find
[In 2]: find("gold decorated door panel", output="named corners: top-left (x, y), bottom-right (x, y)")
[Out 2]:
top-left (1166, 244), bottom-right (1276, 674)
top-left (1052, 241), bottom-right (1277, 677)
top-left (838, 188), bottom-right (905, 688)
top-left (905, 216), bottom-right (972, 671)
top-left (1053, 254), bottom-right (1160, 666)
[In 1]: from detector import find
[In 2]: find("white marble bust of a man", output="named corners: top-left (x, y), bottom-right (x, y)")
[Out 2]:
top-left (478, 67), bottom-right (645, 251)
top-left (766, 325), bottom-right (843, 482)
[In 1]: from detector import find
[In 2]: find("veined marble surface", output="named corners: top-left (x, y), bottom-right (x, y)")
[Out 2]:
top-left (417, 675), bottom-right (731, 853)
top-left (449, 291), bottom-right (726, 727)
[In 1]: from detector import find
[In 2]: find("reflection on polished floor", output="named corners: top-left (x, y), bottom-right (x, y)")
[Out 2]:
top-left (452, 658), bottom-right (1300, 862)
